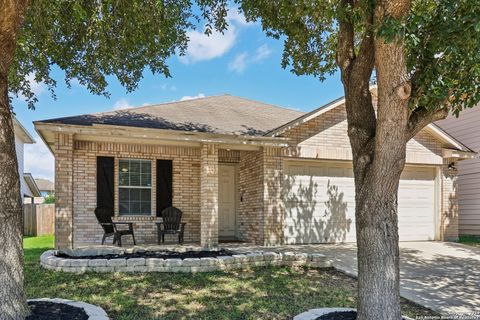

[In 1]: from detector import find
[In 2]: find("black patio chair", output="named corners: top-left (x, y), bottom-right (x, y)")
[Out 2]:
top-left (156, 207), bottom-right (186, 244)
top-left (94, 206), bottom-right (136, 246)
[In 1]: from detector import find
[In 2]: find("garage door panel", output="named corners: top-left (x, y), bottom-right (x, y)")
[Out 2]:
top-left (284, 161), bottom-right (436, 244)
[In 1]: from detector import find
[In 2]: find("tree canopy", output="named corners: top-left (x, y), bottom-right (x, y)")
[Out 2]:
top-left (236, 0), bottom-right (480, 113)
top-left (9, 1), bottom-right (480, 114)
top-left (8, 0), bottom-right (229, 107)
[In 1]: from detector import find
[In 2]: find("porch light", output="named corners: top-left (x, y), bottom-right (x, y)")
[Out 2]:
top-left (448, 162), bottom-right (457, 171)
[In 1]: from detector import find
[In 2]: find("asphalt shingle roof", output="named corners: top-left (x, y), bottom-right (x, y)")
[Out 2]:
top-left (34, 178), bottom-right (54, 191)
top-left (40, 95), bottom-right (305, 136)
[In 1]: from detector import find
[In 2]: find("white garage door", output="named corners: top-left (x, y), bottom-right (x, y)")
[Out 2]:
top-left (283, 160), bottom-right (437, 244)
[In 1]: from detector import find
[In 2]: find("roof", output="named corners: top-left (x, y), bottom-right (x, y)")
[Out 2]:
top-left (14, 117), bottom-right (35, 144)
top-left (38, 95), bottom-right (304, 136)
top-left (23, 173), bottom-right (41, 197)
top-left (35, 178), bottom-right (54, 192)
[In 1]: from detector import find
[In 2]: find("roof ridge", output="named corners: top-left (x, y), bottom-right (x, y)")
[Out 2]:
top-left (37, 94), bottom-right (304, 123)
top-left (129, 93), bottom-right (230, 111)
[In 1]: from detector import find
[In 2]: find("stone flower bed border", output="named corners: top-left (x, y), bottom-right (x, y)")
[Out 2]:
top-left (294, 308), bottom-right (413, 320)
top-left (40, 249), bottom-right (332, 273)
top-left (28, 298), bottom-right (108, 320)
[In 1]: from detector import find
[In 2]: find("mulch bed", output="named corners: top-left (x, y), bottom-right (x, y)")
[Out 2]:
top-left (26, 301), bottom-right (88, 320)
top-left (56, 249), bottom-right (236, 260)
top-left (316, 311), bottom-right (408, 320)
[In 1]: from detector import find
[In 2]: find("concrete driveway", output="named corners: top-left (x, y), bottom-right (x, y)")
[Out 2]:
top-left (229, 241), bottom-right (480, 314)
top-left (313, 241), bottom-right (480, 314)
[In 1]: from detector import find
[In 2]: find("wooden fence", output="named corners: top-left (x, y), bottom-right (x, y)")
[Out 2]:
top-left (23, 204), bottom-right (55, 236)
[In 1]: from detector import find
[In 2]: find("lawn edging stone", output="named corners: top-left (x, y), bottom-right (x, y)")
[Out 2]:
top-left (40, 249), bottom-right (333, 273)
top-left (28, 298), bottom-right (108, 320)
top-left (294, 307), bottom-right (414, 320)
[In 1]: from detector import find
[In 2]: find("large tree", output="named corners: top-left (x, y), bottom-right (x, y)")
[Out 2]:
top-left (0, 0), bottom-right (479, 319)
top-left (0, 1), bottom-right (227, 318)
top-left (236, 1), bottom-right (479, 319)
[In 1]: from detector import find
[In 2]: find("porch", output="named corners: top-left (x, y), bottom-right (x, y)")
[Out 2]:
top-left (53, 132), bottom-right (285, 249)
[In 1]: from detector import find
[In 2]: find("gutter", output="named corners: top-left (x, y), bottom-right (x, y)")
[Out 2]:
top-left (34, 122), bottom-right (292, 153)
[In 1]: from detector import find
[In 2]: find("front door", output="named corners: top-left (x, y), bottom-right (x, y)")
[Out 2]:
top-left (218, 164), bottom-right (237, 238)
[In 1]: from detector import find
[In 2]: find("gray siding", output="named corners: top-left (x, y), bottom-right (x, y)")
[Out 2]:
top-left (15, 135), bottom-right (29, 198)
top-left (437, 106), bottom-right (480, 235)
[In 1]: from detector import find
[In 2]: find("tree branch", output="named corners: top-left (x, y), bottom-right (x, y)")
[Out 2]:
top-left (336, 0), bottom-right (355, 82)
top-left (406, 106), bottom-right (449, 141)
top-left (336, 0), bottom-right (377, 183)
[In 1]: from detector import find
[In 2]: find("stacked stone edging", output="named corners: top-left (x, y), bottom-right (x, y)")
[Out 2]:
top-left (28, 298), bottom-right (108, 320)
top-left (294, 308), bottom-right (414, 320)
top-left (40, 249), bottom-right (332, 273)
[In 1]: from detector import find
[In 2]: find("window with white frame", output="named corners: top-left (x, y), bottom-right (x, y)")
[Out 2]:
top-left (118, 159), bottom-right (152, 215)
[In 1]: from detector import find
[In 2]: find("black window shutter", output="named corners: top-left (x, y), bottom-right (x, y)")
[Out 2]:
top-left (156, 159), bottom-right (173, 216)
top-left (97, 157), bottom-right (114, 211)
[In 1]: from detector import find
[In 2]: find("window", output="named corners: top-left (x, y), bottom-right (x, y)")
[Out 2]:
top-left (119, 159), bottom-right (152, 215)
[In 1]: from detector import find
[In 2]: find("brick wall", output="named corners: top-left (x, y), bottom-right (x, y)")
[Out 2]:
top-left (441, 158), bottom-right (459, 241)
top-left (69, 141), bottom-right (201, 247)
top-left (200, 144), bottom-right (219, 248)
top-left (238, 150), bottom-right (263, 244)
top-left (262, 147), bottom-right (284, 246)
top-left (283, 105), bottom-right (444, 165)
top-left (55, 133), bottom-right (74, 249)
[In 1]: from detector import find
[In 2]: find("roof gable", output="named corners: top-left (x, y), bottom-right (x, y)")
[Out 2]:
top-left (268, 90), bottom-right (472, 153)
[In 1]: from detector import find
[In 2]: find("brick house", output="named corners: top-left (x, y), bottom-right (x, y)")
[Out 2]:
top-left (34, 93), bottom-right (475, 249)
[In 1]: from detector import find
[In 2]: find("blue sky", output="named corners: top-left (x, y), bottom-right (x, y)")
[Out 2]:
top-left (14, 8), bottom-right (343, 182)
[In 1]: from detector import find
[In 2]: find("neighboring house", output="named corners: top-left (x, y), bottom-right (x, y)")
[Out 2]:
top-left (35, 178), bottom-right (55, 197)
top-left (34, 92), bottom-right (475, 249)
top-left (437, 106), bottom-right (480, 237)
top-left (23, 173), bottom-right (41, 203)
top-left (13, 117), bottom-right (40, 202)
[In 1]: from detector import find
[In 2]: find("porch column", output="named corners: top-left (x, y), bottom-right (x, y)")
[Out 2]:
top-left (200, 143), bottom-right (219, 248)
top-left (54, 133), bottom-right (74, 249)
top-left (262, 147), bottom-right (284, 246)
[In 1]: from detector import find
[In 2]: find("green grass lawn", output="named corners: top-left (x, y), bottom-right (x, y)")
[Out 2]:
top-left (459, 235), bottom-right (480, 247)
top-left (24, 236), bottom-right (435, 319)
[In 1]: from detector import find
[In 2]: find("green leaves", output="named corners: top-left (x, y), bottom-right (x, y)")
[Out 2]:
top-left (237, 1), bottom-right (338, 80)
top-left (9, 0), bottom-right (480, 117)
top-left (406, 0), bottom-right (480, 115)
top-left (9, 0), bottom-right (220, 108)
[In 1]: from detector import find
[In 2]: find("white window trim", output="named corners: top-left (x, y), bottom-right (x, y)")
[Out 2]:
top-left (118, 158), bottom-right (153, 216)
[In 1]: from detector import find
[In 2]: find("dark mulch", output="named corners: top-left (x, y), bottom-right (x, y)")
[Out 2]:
top-left (56, 249), bottom-right (236, 260)
top-left (26, 301), bottom-right (88, 320)
top-left (316, 311), bottom-right (409, 320)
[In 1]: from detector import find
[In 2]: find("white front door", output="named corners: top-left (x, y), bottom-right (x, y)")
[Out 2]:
top-left (218, 164), bottom-right (237, 238)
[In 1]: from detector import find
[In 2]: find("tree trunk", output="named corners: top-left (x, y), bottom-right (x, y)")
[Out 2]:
top-left (353, 3), bottom-right (411, 319)
top-left (0, 0), bottom-right (30, 318)
top-left (0, 80), bottom-right (30, 319)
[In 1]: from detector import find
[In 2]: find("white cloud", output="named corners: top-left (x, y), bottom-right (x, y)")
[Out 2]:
top-left (15, 74), bottom-right (46, 101)
top-left (227, 8), bottom-right (253, 27)
top-left (253, 44), bottom-right (272, 61)
top-left (228, 52), bottom-right (248, 73)
top-left (24, 136), bottom-right (54, 181)
top-left (159, 83), bottom-right (177, 91)
top-left (179, 7), bottom-right (253, 64)
top-left (180, 27), bottom-right (237, 64)
top-left (180, 93), bottom-right (206, 101)
top-left (228, 44), bottom-right (273, 73)
top-left (26, 73), bottom-right (46, 96)
top-left (113, 98), bottom-right (134, 110)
